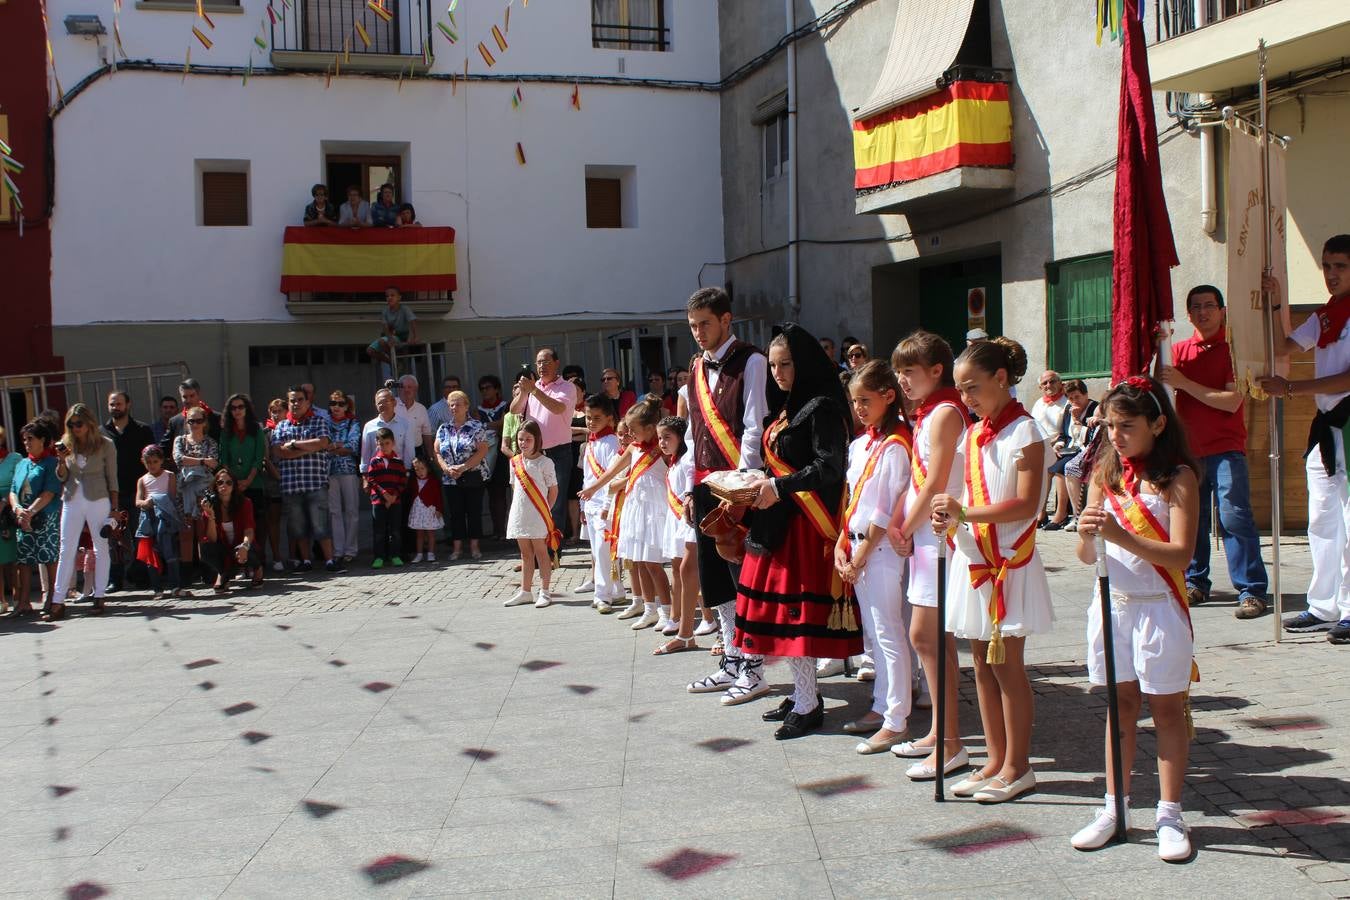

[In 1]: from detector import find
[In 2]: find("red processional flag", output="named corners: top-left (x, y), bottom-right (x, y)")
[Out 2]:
top-left (1110, 0), bottom-right (1178, 381)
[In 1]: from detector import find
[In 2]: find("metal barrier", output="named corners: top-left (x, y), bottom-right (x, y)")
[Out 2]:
top-left (0, 362), bottom-right (191, 440)
top-left (387, 318), bottom-right (776, 404)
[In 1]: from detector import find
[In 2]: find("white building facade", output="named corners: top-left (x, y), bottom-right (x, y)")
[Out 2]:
top-left (45, 0), bottom-right (723, 403)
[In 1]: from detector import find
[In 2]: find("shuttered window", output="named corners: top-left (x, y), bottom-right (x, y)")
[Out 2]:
top-left (201, 171), bottom-right (249, 226)
top-left (1046, 253), bottom-right (1112, 378)
top-left (585, 177), bottom-right (622, 228)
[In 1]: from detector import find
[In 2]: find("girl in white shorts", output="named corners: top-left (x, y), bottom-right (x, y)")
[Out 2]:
top-left (1074, 375), bottom-right (1199, 862)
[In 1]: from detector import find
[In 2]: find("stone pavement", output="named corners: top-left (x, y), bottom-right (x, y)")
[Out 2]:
top-left (1, 530), bottom-right (1347, 898)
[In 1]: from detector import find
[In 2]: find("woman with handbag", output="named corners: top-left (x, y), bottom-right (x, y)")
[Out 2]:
top-left (434, 390), bottom-right (491, 561)
top-left (50, 404), bottom-right (119, 620)
top-left (737, 323), bottom-right (861, 738)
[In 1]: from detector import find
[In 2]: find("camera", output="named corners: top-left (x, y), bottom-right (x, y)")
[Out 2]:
top-left (54, 440), bottom-right (67, 454)
top-left (200, 489), bottom-right (219, 510)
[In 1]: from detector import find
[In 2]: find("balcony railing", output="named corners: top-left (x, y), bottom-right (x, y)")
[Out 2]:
top-left (1155, 0), bottom-right (1283, 42)
top-left (591, 22), bottom-right (670, 51)
top-left (280, 225), bottom-right (455, 310)
top-left (271, 0), bottom-right (433, 65)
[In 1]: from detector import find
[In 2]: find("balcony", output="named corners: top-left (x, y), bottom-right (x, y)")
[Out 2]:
top-left (1149, 0), bottom-right (1350, 92)
top-left (270, 0), bottom-right (434, 74)
top-left (280, 225), bottom-right (455, 316)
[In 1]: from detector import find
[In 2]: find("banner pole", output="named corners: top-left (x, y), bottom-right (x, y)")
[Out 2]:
top-left (1258, 39), bottom-right (1283, 643)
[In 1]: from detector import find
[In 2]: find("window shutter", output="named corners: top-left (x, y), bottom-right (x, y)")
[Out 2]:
top-left (585, 177), bottom-right (622, 228)
top-left (202, 171), bottom-right (249, 226)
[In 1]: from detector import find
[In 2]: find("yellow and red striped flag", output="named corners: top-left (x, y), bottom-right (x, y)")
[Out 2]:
top-left (477, 42), bottom-right (495, 66)
top-left (367, 0), bottom-right (393, 22)
top-left (354, 21), bottom-right (371, 49)
top-left (192, 26), bottom-right (213, 49)
top-left (515, 142), bottom-right (526, 165)
top-left (491, 24), bottom-right (507, 53)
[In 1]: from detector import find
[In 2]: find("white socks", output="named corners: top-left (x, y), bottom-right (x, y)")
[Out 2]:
top-left (1157, 800), bottom-right (1182, 821)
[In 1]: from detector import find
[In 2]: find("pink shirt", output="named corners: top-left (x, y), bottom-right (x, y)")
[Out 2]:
top-left (527, 377), bottom-right (579, 449)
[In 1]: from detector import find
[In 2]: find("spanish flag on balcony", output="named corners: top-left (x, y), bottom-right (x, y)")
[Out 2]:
top-left (279, 226), bottom-right (457, 294)
top-left (853, 81), bottom-right (1012, 190)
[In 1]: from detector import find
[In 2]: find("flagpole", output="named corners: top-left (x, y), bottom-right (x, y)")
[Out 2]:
top-left (1258, 40), bottom-right (1284, 643)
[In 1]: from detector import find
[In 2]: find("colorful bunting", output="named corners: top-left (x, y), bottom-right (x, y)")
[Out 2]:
top-left (354, 21), bottom-right (371, 49)
top-left (192, 26), bottom-right (212, 50)
top-left (437, 20), bottom-right (458, 43)
top-left (254, 33), bottom-right (268, 50)
top-left (477, 42), bottom-right (495, 66)
top-left (182, 44), bottom-right (191, 82)
top-left (447, 0), bottom-right (458, 11)
top-left (571, 83), bottom-right (581, 110)
top-left (504, 6), bottom-right (510, 32)
top-left (242, 54), bottom-right (252, 85)
top-left (201, 11), bottom-right (215, 29)
top-left (421, 41), bottom-right (430, 66)
top-left (491, 24), bottom-right (508, 52)
top-left (343, 35), bottom-right (351, 63)
top-left (266, 3), bottom-right (278, 25)
top-left (368, 0), bottom-right (393, 22)
top-left (515, 142), bottom-right (526, 165)
top-left (511, 83), bottom-right (523, 108)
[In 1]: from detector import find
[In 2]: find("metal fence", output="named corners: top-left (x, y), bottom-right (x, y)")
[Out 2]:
top-left (0, 363), bottom-right (190, 442)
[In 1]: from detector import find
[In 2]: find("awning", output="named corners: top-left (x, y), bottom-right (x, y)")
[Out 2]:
top-left (853, 0), bottom-right (977, 121)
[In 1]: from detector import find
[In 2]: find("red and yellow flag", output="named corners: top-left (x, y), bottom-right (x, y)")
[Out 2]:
top-left (853, 81), bottom-right (1012, 190)
top-left (279, 226), bottom-right (457, 293)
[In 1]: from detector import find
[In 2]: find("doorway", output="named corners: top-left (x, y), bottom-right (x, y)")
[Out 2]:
top-left (325, 155), bottom-right (402, 205)
top-left (918, 255), bottom-right (1003, 355)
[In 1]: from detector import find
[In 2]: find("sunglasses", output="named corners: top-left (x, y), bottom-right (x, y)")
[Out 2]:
top-left (228, 404), bottom-right (246, 411)
top-left (329, 401), bottom-right (347, 407)
top-left (847, 351), bottom-right (866, 359)
top-left (70, 421), bottom-right (88, 429)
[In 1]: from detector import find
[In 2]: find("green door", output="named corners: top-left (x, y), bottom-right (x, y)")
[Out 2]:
top-left (917, 255), bottom-right (1003, 355)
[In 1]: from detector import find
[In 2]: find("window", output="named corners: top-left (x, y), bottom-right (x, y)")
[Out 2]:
top-left (763, 111), bottom-right (789, 181)
top-left (197, 160), bottom-right (250, 226)
top-left (585, 178), bottom-right (622, 228)
top-left (592, 0), bottom-right (669, 51)
top-left (324, 152), bottom-right (403, 207)
top-left (584, 165), bottom-right (636, 228)
top-left (1046, 253), bottom-right (1112, 377)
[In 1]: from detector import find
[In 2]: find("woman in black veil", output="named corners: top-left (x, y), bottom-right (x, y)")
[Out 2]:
top-left (736, 323), bottom-right (863, 739)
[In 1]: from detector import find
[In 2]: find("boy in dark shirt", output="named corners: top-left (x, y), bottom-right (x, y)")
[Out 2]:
top-left (364, 429), bottom-right (406, 568)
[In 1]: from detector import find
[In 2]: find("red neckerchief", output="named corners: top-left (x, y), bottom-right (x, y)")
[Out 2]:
top-left (1043, 389), bottom-right (1065, 404)
top-left (864, 425), bottom-right (884, 450)
top-left (264, 418), bottom-right (278, 429)
top-left (0, 447), bottom-right (8, 460)
top-left (911, 387), bottom-right (966, 431)
top-left (329, 409), bottom-right (351, 423)
top-left (976, 400), bottom-right (1029, 448)
top-left (1121, 455), bottom-right (1148, 495)
top-left (285, 409), bottom-right (314, 425)
top-left (636, 439), bottom-right (659, 454)
top-left (588, 427), bottom-right (615, 442)
top-left (28, 450), bottom-right (46, 463)
top-left (230, 419), bottom-right (249, 437)
top-left (1316, 292), bottom-right (1350, 349)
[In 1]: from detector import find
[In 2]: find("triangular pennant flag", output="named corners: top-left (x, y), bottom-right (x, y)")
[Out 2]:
top-left (201, 11), bottom-right (215, 28)
top-left (477, 42), bottom-right (495, 66)
top-left (266, 4), bottom-right (278, 25)
top-left (504, 6), bottom-right (510, 32)
top-left (182, 44), bottom-right (191, 82)
top-left (571, 82), bottom-right (580, 110)
top-left (354, 21), bottom-right (371, 49)
top-left (437, 20), bottom-right (457, 43)
top-left (367, 0), bottom-right (393, 22)
top-left (242, 54), bottom-right (252, 85)
top-left (515, 142), bottom-right (526, 165)
top-left (491, 24), bottom-right (508, 53)
top-left (192, 26), bottom-right (212, 49)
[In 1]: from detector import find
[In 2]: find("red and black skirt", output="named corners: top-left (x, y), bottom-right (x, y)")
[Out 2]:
top-left (733, 513), bottom-right (863, 659)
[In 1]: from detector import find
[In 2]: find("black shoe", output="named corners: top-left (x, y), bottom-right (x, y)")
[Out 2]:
top-left (299, 560), bottom-right (314, 573)
top-left (762, 698), bottom-right (793, 722)
top-left (774, 703), bottom-right (824, 740)
top-left (1043, 520), bottom-right (1067, 532)
top-left (1328, 619), bottom-right (1350, 644)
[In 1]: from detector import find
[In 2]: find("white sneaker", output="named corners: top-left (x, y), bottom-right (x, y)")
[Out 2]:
top-left (694, 618), bottom-right (719, 636)
top-left (655, 612), bottom-right (672, 633)
top-left (687, 658), bottom-right (738, 693)
top-left (271, 561), bottom-right (285, 572)
top-left (631, 609), bottom-right (660, 630)
top-left (1156, 812), bottom-right (1191, 861)
top-left (816, 658), bottom-right (845, 677)
top-left (616, 599), bottom-right (644, 620)
top-left (1072, 809), bottom-right (1123, 851)
top-left (576, 579), bottom-right (596, 593)
top-left (504, 588), bottom-right (532, 607)
top-left (411, 553), bottom-right (426, 564)
top-left (721, 660), bottom-right (769, 706)
top-left (534, 589), bottom-right (552, 608)
top-left (594, 599), bottom-right (614, 614)
top-left (426, 552), bottom-right (436, 562)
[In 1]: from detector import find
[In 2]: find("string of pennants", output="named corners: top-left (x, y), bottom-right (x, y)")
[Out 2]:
top-left (1094, 0), bottom-right (1145, 46)
top-left (39, 0), bottom-right (586, 167)
top-left (1, 136), bottom-right (24, 236)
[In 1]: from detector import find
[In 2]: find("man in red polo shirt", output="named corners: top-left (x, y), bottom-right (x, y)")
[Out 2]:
top-left (1160, 284), bottom-right (1269, 619)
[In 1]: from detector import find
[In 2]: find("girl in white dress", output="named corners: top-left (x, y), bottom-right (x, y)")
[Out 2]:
top-left (1071, 376), bottom-right (1199, 862)
top-left (931, 337), bottom-right (1054, 804)
top-left (655, 415), bottom-right (699, 654)
top-left (579, 396), bottom-right (671, 631)
top-left (887, 330), bottom-right (970, 778)
top-left (504, 420), bottom-right (558, 609)
top-left (580, 394), bottom-right (622, 613)
top-left (834, 361), bottom-right (913, 756)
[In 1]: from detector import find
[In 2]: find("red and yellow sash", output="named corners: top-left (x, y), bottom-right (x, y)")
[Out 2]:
top-left (584, 445), bottom-right (606, 482)
top-left (763, 413), bottom-right (840, 544)
top-left (511, 455), bottom-right (561, 551)
top-left (910, 399), bottom-right (965, 493)
top-left (666, 473), bottom-right (684, 518)
top-left (625, 445), bottom-right (660, 494)
top-left (964, 424), bottom-right (1037, 663)
top-left (844, 426), bottom-right (912, 528)
top-left (1104, 487), bottom-right (1193, 637)
top-left (693, 358), bottom-right (741, 468)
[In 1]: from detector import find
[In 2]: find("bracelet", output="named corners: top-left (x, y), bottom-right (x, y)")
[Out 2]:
top-left (956, 505), bottom-right (967, 525)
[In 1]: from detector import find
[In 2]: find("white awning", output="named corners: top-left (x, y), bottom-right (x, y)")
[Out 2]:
top-left (853, 0), bottom-right (977, 121)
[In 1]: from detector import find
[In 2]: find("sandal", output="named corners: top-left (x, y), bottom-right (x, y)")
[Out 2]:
top-left (710, 637), bottom-right (725, 657)
top-left (652, 637), bottom-right (698, 656)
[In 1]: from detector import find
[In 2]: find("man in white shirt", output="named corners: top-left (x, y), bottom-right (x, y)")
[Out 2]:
top-left (680, 287), bottom-right (770, 707)
top-left (1030, 370), bottom-right (1071, 529)
top-left (395, 374), bottom-right (433, 461)
top-left (360, 389), bottom-right (415, 472)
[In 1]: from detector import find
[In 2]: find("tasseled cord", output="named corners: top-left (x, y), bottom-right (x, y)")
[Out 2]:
top-left (986, 622), bottom-right (1006, 665)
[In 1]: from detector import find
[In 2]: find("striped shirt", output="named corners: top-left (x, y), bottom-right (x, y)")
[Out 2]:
top-left (365, 453), bottom-right (408, 505)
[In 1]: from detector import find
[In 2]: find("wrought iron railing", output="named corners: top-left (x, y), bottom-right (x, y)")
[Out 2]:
top-left (591, 22), bottom-right (670, 51)
top-left (1154, 0), bottom-right (1282, 42)
top-left (271, 0), bottom-right (433, 57)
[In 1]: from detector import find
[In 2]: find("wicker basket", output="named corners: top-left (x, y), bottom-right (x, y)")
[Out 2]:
top-left (703, 470), bottom-right (761, 507)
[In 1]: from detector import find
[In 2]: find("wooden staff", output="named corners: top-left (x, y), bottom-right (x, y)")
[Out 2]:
top-left (1095, 533), bottom-right (1128, 843)
top-left (934, 533), bottom-right (948, 802)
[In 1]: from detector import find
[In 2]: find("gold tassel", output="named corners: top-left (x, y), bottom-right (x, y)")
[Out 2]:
top-left (610, 558), bottom-right (619, 581)
top-left (986, 625), bottom-right (1006, 665)
top-left (827, 601), bottom-right (842, 631)
top-left (842, 598), bottom-right (858, 632)
top-left (1184, 692), bottom-right (1197, 742)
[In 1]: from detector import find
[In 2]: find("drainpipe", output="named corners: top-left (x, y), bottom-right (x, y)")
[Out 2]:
top-left (1198, 94), bottom-right (1217, 235)
top-left (785, 0), bottom-right (800, 318)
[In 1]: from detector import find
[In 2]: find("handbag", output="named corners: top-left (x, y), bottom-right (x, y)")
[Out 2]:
top-left (699, 502), bottom-right (747, 564)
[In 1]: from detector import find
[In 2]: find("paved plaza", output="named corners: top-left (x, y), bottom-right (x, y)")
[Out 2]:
top-left (1, 531), bottom-right (1347, 898)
